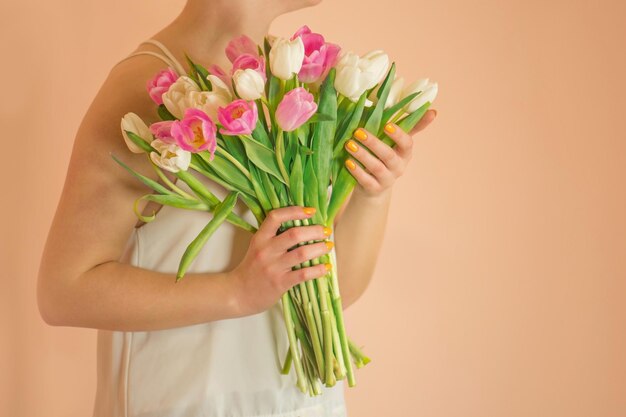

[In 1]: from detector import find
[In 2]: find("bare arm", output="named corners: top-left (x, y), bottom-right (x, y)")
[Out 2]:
top-left (36, 59), bottom-right (239, 330)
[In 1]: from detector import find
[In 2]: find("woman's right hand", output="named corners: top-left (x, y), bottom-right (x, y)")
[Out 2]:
top-left (228, 206), bottom-right (334, 317)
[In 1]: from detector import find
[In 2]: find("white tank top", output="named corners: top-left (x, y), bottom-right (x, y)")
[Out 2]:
top-left (92, 39), bottom-right (347, 417)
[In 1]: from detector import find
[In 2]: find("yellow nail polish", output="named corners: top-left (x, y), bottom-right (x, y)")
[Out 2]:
top-left (325, 241), bottom-right (334, 250)
top-left (346, 140), bottom-right (359, 152)
top-left (303, 207), bottom-right (316, 215)
top-left (323, 226), bottom-right (332, 236)
top-left (354, 128), bottom-right (368, 141)
top-left (324, 263), bottom-right (332, 271)
top-left (384, 123), bottom-right (396, 134)
top-left (345, 159), bottom-right (356, 170)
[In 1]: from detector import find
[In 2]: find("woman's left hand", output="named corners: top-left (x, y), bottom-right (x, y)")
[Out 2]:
top-left (343, 108), bottom-right (438, 197)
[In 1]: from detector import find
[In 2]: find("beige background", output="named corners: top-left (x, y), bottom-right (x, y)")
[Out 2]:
top-left (2, 0), bottom-right (625, 416)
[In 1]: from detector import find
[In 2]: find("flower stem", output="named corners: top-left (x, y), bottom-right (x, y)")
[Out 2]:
top-left (151, 163), bottom-right (195, 200)
top-left (281, 293), bottom-right (307, 393)
top-left (215, 146), bottom-right (251, 179)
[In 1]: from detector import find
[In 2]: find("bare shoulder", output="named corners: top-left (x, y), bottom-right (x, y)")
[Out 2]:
top-left (39, 52), bottom-right (177, 285)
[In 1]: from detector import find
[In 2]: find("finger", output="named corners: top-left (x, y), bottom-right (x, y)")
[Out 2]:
top-left (381, 122), bottom-right (413, 158)
top-left (352, 128), bottom-right (402, 173)
top-left (271, 224), bottom-right (332, 253)
top-left (257, 206), bottom-right (316, 240)
top-left (345, 139), bottom-right (396, 187)
top-left (408, 108), bottom-right (437, 136)
top-left (284, 263), bottom-right (332, 289)
top-left (279, 240), bottom-right (334, 271)
top-left (344, 158), bottom-right (382, 194)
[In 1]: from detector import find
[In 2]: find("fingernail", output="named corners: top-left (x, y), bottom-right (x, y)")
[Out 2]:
top-left (325, 241), bottom-right (334, 250)
top-left (432, 109), bottom-right (438, 118)
top-left (324, 263), bottom-right (332, 271)
top-left (323, 226), bottom-right (332, 236)
top-left (354, 129), bottom-right (367, 141)
top-left (303, 207), bottom-right (316, 215)
top-left (346, 140), bottom-right (359, 152)
top-left (345, 159), bottom-right (356, 170)
top-left (384, 123), bottom-right (396, 134)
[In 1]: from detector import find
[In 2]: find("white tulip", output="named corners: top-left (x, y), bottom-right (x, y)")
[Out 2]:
top-left (233, 69), bottom-right (266, 100)
top-left (368, 75), bottom-right (405, 109)
top-left (162, 76), bottom-right (201, 119)
top-left (149, 139), bottom-right (191, 173)
top-left (207, 74), bottom-right (233, 99)
top-left (334, 49), bottom-right (390, 102)
top-left (120, 112), bottom-right (151, 153)
top-left (269, 37), bottom-right (305, 80)
top-left (186, 90), bottom-right (231, 121)
top-left (404, 80), bottom-right (438, 113)
top-left (361, 50), bottom-right (390, 88)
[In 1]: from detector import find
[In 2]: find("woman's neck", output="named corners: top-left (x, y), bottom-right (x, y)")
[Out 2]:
top-left (152, 0), bottom-right (279, 70)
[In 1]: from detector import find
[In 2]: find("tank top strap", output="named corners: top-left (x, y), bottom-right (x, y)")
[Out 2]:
top-left (112, 38), bottom-right (187, 76)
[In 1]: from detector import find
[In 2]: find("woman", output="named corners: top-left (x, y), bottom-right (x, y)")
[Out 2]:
top-left (37, 0), bottom-right (438, 415)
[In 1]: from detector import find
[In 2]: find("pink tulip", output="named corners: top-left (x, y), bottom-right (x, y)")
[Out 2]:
top-left (275, 87), bottom-right (317, 132)
top-left (217, 99), bottom-right (258, 136)
top-left (291, 25), bottom-right (340, 84)
top-left (225, 34), bottom-right (259, 63)
top-left (146, 68), bottom-right (179, 105)
top-left (231, 53), bottom-right (267, 82)
top-left (149, 120), bottom-right (176, 144)
top-left (171, 108), bottom-right (217, 158)
top-left (208, 64), bottom-right (231, 90)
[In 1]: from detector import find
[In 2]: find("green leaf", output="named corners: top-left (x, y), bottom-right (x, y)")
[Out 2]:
top-left (110, 153), bottom-right (171, 195)
top-left (381, 101), bottom-right (432, 146)
top-left (248, 164), bottom-right (273, 213)
top-left (123, 130), bottom-right (154, 153)
top-left (221, 134), bottom-right (248, 165)
top-left (333, 93), bottom-right (367, 158)
top-left (198, 152), bottom-right (255, 197)
top-left (175, 165), bottom-right (257, 233)
top-left (283, 130), bottom-right (297, 172)
top-left (268, 74), bottom-right (281, 114)
top-left (241, 137), bottom-right (287, 185)
top-left (327, 167), bottom-right (356, 227)
top-left (140, 194), bottom-right (210, 211)
top-left (306, 112), bottom-right (336, 124)
top-left (310, 67), bottom-right (337, 221)
top-left (263, 36), bottom-right (272, 60)
top-left (260, 170), bottom-right (281, 208)
top-left (289, 152), bottom-right (304, 206)
top-left (252, 118), bottom-right (273, 148)
top-left (397, 100), bottom-right (432, 131)
top-left (176, 191), bottom-right (239, 281)
top-left (364, 63), bottom-right (396, 134)
top-left (157, 104), bottom-right (177, 121)
top-left (296, 124), bottom-right (309, 147)
top-left (184, 53), bottom-right (210, 91)
top-left (303, 158), bottom-right (322, 224)
top-left (381, 91), bottom-right (419, 126)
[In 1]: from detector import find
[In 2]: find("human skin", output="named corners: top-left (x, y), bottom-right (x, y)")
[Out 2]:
top-left (36, 0), bottom-right (437, 332)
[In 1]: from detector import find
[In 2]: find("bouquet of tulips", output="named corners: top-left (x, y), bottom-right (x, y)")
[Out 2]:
top-left (113, 25), bottom-right (438, 396)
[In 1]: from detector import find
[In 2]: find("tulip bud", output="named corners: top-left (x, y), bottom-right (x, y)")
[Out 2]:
top-left (269, 37), bottom-right (305, 80)
top-left (275, 87), bottom-right (317, 132)
top-left (404, 80), bottom-right (438, 113)
top-left (162, 76), bottom-right (202, 119)
top-left (368, 75), bottom-right (405, 109)
top-left (149, 139), bottom-right (191, 173)
top-left (334, 49), bottom-right (390, 102)
top-left (233, 69), bottom-right (266, 100)
top-left (217, 99), bottom-right (258, 136)
top-left (121, 112), bottom-right (151, 153)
